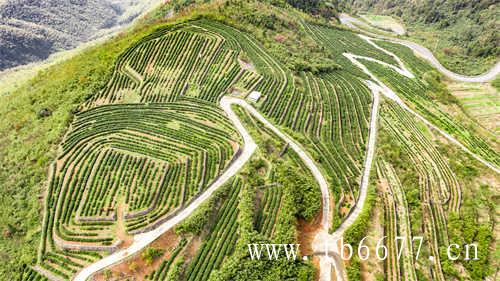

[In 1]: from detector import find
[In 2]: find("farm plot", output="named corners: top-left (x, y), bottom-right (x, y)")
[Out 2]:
top-left (30, 21), bottom-right (282, 280)
top-left (302, 22), bottom-right (400, 75)
top-left (184, 178), bottom-right (242, 281)
top-left (151, 98), bottom-right (320, 280)
top-left (255, 185), bottom-right (283, 238)
top-left (446, 81), bottom-right (500, 135)
top-left (198, 19), bottom-right (378, 229)
top-left (363, 40), bottom-right (500, 168)
top-left (371, 40), bottom-right (433, 75)
top-left (379, 100), bottom-right (464, 281)
top-left (148, 238), bottom-right (188, 281)
top-left (37, 100), bottom-right (239, 280)
top-left (377, 160), bottom-right (417, 281)
top-left (83, 25), bottom-right (249, 108)
top-left (194, 104), bottom-right (319, 280)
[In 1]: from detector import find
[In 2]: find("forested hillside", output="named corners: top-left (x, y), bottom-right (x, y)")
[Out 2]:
top-left (344, 0), bottom-right (499, 75)
top-left (0, 0), bottom-right (160, 70)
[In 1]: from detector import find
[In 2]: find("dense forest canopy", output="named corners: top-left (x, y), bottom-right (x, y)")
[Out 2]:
top-left (269, 0), bottom-right (337, 18)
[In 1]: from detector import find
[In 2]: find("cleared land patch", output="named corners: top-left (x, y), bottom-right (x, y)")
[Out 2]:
top-left (359, 14), bottom-right (406, 35)
top-left (447, 82), bottom-right (500, 135)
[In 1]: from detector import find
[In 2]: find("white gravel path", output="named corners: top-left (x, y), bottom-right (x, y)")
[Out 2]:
top-left (73, 97), bottom-right (258, 281)
top-left (343, 39), bottom-right (500, 174)
top-left (314, 26), bottom-right (499, 281)
top-left (339, 13), bottom-right (500, 82)
top-left (72, 96), bottom-right (333, 281)
top-left (71, 17), bottom-right (499, 281)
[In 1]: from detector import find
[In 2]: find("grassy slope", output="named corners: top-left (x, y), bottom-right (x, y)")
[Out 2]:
top-left (0, 17), bottom-right (184, 278)
top-left (359, 14), bottom-right (405, 34)
top-left (446, 81), bottom-right (500, 136)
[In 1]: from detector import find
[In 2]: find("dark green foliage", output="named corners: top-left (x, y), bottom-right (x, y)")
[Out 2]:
top-left (276, 165), bottom-right (321, 221)
top-left (175, 183), bottom-right (232, 236)
top-left (290, 56), bottom-right (341, 74)
top-left (345, 0), bottom-right (499, 75)
top-left (348, 0), bottom-right (498, 57)
top-left (208, 181), bottom-right (315, 281)
top-left (142, 248), bottom-right (164, 266)
top-left (343, 185), bottom-right (376, 245)
top-left (491, 75), bottom-right (500, 92)
top-left (184, 179), bottom-right (242, 281)
top-left (447, 211), bottom-right (494, 280)
top-left (346, 256), bottom-right (361, 280)
top-left (421, 71), bottom-right (458, 105)
top-left (336, 170), bottom-right (376, 279)
top-left (285, 0), bottom-right (337, 18)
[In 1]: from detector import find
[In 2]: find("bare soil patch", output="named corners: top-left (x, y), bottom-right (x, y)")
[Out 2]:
top-left (93, 230), bottom-right (180, 281)
top-left (297, 213), bottom-right (322, 256)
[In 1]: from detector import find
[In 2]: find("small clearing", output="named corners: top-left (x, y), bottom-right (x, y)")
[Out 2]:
top-left (447, 81), bottom-right (500, 135)
top-left (360, 14), bottom-right (406, 35)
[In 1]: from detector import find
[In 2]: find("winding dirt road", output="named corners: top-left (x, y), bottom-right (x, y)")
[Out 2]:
top-left (73, 97), bottom-right (258, 281)
top-left (311, 80), bottom-right (380, 281)
top-left (339, 13), bottom-right (500, 83)
top-left (71, 19), bottom-right (499, 281)
top-left (73, 97), bottom-right (335, 281)
top-left (226, 98), bottom-right (338, 281)
top-left (332, 80), bottom-right (380, 237)
top-left (226, 97), bottom-right (331, 231)
top-left (344, 35), bottom-right (500, 174)
top-left (315, 30), bottom-right (500, 281)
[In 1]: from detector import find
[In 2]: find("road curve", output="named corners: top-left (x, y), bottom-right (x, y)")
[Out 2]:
top-left (339, 13), bottom-right (500, 83)
top-left (73, 97), bottom-right (334, 281)
top-left (331, 80), bottom-right (380, 237)
top-left (70, 23), bottom-right (499, 280)
top-left (343, 37), bottom-right (500, 174)
top-left (317, 32), bottom-right (499, 281)
top-left (73, 97), bottom-right (258, 281)
top-left (225, 97), bottom-right (331, 232)
top-left (225, 98), bottom-right (336, 281)
top-left (312, 80), bottom-right (381, 281)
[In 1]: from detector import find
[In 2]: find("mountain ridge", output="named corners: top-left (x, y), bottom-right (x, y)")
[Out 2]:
top-left (0, 0), bottom-right (161, 70)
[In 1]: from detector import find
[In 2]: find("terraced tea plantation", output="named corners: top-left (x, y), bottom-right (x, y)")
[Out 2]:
top-left (36, 22), bottom-right (251, 279)
top-left (38, 99), bottom-right (239, 277)
top-left (379, 101), bottom-right (461, 281)
top-left (198, 20), bottom-right (382, 228)
top-left (19, 5), bottom-right (498, 281)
